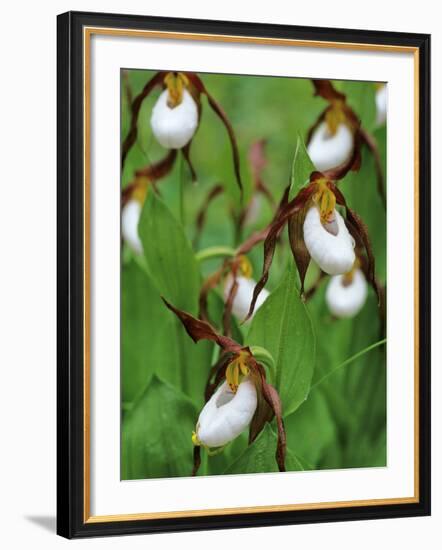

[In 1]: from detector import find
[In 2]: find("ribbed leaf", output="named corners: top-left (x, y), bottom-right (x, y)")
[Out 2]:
top-left (246, 265), bottom-right (316, 417)
top-left (225, 424), bottom-right (304, 474)
top-left (122, 376), bottom-right (197, 479)
top-left (289, 135), bottom-right (315, 200)
top-left (139, 191), bottom-right (200, 314)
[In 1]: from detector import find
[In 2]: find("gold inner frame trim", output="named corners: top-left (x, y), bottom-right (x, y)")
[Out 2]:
top-left (83, 26), bottom-right (420, 524)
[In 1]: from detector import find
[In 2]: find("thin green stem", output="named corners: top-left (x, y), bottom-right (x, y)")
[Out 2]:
top-left (195, 246), bottom-right (237, 263)
top-left (311, 338), bottom-right (387, 391)
top-left (178, 150), bottom-right (185, 225)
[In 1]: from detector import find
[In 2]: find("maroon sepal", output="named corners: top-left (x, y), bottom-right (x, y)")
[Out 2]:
top-left (121, 71), bottom-right (166, 167)
top-left (163, 300), bottom-right (287, 473)
top-left (331, 183), bottom-right (380, 304)
top-left (245, 183), bottom-right (315, 320)
top-left (186, 73), bottom-right (243, 197)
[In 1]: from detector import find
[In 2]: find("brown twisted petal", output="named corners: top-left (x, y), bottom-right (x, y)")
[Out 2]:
top-left (121, 149), bottom-right (178, 207)
top-left (121, 71), bottom-right (167, 168)
top-left (135, 149), bottom-right (178, 180)
top-left (330, 183), bottom-right (380, 304)
top-left (249, 359), bottom-right (286, 472)
top-left (222, 274), bottom-right (239, 338)
top-left (359, 128), bottom-right (387, 210)
top-left (288, 206), bottom-right (311, 296)
top-left (245, 183), bottom-right (315, 321)
top-left (198, 268), bottom-right (224, 324)
top-left (186, 73), bottom-right (243, 197)
top-left (193, 184), bottom-right (224, 248)
top-left (181, 141), bottom-right (198, 182)
top-left (248, 370), bottom-right (273, 445)
top-left (312, 79), bottom-right (347, 102)
top-left (162, 297), bottom-right (241, 353)
top-left (320, 126), bottom-right (362, 181)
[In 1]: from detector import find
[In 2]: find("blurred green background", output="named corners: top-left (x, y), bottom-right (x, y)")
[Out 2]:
top-left (121, 70), bottom-right (387, 480)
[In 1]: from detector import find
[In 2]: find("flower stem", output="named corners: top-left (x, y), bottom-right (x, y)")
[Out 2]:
top-left (311, 338), bottom-right (387, 391)
top-left (178, 150), bottom-right (186, 225)
top-left (195, 246), bottom-right (236, 263)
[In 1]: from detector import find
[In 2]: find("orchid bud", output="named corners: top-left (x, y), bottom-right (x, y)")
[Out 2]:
top-left (193, 378), bottom-right (257, 448)
top-left (150, 88), bottom-right (199, 149)
top-left (121, 199), bottom-right (143, 255)
top-left (303, 205), bottom-right (355, 275)
top-left (223, 274), bottom-right (270, 320)
top-left (375, 84), bottom-right (387, 126)
top-left (326, 268), bottom-right (367, 318)
top-left (307, 121), bottom-right (354, 172)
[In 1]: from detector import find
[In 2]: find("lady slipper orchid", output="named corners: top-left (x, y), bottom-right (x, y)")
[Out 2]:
top-left (306, 80), bottom-right (361, 178)
top-left (325, 266), bottom-right (368, 318)
top-left (306, 79), bottom-right (386, 209)
top-left (224, 274), bottom-right (270, 320)
top-left (193, 377), bottom-right (257, 448)
top-left (303, 205), bottom-right (355, 275)
top-left (150, 74), bottom-right (199, 149)
top-left (199, 253), bottom-right (269, 336)
top-left (162, 299), bottom-right (286, 475)
top-left (121, 150), bottom-right (177, 254)
top-left (307, 120), bottom-right (354, 172)
top-left (375, 84), bottom-right (387, 126)
top-left (222, 252), bottom-right (269, 321)
top-left (121, 70), bottom-right (243, 194)
top-left (122, 199), bottom-right (143, 255)
top-left (243, 171), bottom-right (379, 321)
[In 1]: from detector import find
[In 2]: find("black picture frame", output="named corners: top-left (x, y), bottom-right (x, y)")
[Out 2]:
top-left (57, 10), bottom-right (431, 539)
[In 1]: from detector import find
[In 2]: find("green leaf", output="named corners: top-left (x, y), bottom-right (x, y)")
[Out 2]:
top-left (122, 260), bottom-right (213, 405)
top-left (138, 192), bottom-right (214, 402)
top-left (289, 134), bottom-right (315, 200)
top-left (122, 260), bottom-right (178, 402)
top-left (248, 345), bottom-right (276, 385)
top-left (340, 80), bottom-right (376, 132)
top-left (122, 376), bottom-right (197, 480)
top-left (307, 282), bottom-right (386, 469)
top-left (224, 424), bottom-right (304, 474)
top-left (284, 388), bottom-right (336, 468)
top-left (139, 191), bottom-right (200, 314)
top-left (246, 265), bottom-right (316, 417)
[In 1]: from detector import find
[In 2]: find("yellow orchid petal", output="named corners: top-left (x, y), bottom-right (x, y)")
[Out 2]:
top-left (324, 100), bottom-right (346, 135)
top-left (164, 72), bottom-right (189, 108)
top-left (238, 255), bottom-right (253, 278)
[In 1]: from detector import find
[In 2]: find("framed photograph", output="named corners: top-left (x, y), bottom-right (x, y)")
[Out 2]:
top-left (57, 11), bottom-right (431, 538)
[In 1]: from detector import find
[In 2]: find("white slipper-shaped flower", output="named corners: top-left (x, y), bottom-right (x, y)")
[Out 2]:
top-left (375, 84), bottom-right (387, 126)
top-left (195, 378), bottom-right (257, 448)
top-left (303, 205), bottom-right (355, 275)
top-left (150, 88), bottom-right (199, 149)
top-left (122, 199), bottom-right (143, 255)
top-left (307, 121), bottom-right (354, 172)
top-left (223, 274), bottom-right (269, 320)
top-left (326, 268), bottom-right (367, 318)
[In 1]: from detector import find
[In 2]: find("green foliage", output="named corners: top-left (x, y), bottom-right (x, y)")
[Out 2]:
top-left (122, 260), bottom-right (214, 404)
top-left (122, 376), bottom-right (197, 479)
top-left (289, 134), bottom-right (315, 199)
top-left (246, 265), bottom-right (315, 417)
top-left (139, 191), bottom-right (200, 314)
top-left (121, 70), bottom-right (387, 480)
top-left (225, 424), bottom-right (305, 474)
